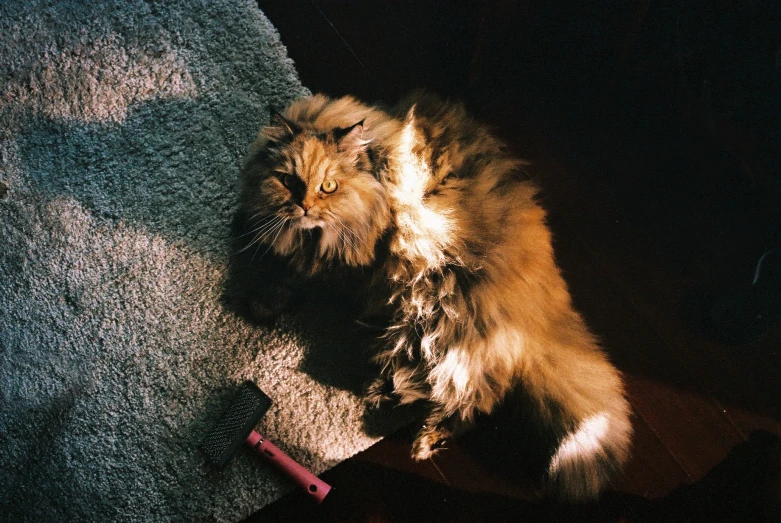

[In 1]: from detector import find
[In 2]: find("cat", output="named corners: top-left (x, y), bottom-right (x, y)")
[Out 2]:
top-left (235, 92), bottom-right (633, 500)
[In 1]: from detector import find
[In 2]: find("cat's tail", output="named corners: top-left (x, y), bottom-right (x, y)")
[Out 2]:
top-left (520, 331), bottom-right (633, 501)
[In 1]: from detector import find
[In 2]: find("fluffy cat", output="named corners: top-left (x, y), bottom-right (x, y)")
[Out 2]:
top-left (235, 93), bottom-right (632, 500)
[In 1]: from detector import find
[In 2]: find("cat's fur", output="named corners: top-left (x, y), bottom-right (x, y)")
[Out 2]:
top-left (236, 93), bottom-right (632, 500)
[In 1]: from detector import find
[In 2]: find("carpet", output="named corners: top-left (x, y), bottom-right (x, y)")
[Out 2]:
top-left (0, 1), bottom-right (402, 521)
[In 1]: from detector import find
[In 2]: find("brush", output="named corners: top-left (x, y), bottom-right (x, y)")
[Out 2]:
top-left (201, 381), bottom-right (332, 503)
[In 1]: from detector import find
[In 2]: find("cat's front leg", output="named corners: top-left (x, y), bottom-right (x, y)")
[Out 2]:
top-left (411, 405), bottom-right (469, 461)
top-left (365, 354), bottom-right (433, 409)
top-left (364, 374), bottom-right (395, 408)
top-left (247, 282), bottom-right (297, 323)
top-left (412, 425), bottom-right (450, 461)
top-left (235, 247), bottom-right (303, 323)
top-left (229, 211), bottom-right (303, 322)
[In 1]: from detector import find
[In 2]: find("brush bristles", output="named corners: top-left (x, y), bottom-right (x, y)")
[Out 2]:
top-left (201, 382), bottom-right (272, 468)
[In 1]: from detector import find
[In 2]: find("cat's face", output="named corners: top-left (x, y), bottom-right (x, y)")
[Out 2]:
top-left (240, 113), bottom-right (390, 267)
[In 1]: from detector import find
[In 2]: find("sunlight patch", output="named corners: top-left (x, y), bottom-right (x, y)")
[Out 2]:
top-left (1, 34), bottom-right (196, 124)
top-left (388, 114), bottom-right (454, 269)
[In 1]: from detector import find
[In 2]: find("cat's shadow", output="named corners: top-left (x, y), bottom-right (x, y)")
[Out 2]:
top-left (221, 236), bottom-right (414, 438)
top-left (290, 282), bottom-right (422, 437)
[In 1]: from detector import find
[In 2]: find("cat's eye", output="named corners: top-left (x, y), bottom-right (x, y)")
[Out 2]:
top-left (321, 179), bottom-right (338, 194)
top-left (282, 174), bottom-right (296, 188)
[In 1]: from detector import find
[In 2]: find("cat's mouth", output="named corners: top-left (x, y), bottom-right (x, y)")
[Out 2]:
top-left (297, 215), bottom-right (325, 230)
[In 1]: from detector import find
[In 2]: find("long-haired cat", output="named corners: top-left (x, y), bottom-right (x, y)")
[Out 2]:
top-left (235, 93), bottom-right (632, 500)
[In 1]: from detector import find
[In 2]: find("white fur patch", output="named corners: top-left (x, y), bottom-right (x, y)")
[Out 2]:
top-left (429, 348), bottom-right (475, 413)
top-left (439, 349), bottom-right (471, 394)
top-left (389, 117), bottom-right (453, 269)
top-left (548, 412), bottom-right (611, 475)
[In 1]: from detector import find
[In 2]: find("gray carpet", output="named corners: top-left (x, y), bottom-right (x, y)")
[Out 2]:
top-left (0, 1), bottom-right (402, 521)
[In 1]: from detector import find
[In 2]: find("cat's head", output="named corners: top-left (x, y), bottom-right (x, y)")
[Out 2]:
top-left (239, 110), bottom-right (390, 267)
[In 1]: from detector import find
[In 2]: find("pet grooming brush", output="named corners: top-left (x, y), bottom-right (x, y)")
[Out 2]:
top-left (201, 381), bottom-right (332, 503)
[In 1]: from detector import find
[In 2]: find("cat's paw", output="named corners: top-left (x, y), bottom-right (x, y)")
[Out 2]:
top-left (364, 377), bottom-right (394, 409)
top-left (411, 426), bottom-right (449, 461)
top-left (247, 298), bottom-right (282, 323)
top-left (245, 284), bottom-right (296, 324)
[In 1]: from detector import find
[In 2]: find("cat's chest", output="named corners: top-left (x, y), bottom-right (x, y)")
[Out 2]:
top-left (386, 176), bottom-right (457, 275)
top-left (385, 122), bottom-right (459, 273)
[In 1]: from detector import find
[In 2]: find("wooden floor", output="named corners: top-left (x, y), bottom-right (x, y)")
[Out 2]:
top-left (248, 2), bottom-right (781, 521)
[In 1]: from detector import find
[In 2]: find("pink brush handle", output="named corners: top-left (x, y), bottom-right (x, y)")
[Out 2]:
top-left (245, 430), bottom-right (331, 503)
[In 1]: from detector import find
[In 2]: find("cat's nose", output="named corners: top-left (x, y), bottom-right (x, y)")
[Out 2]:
top-left (302, 201), bottom-right (311, 214)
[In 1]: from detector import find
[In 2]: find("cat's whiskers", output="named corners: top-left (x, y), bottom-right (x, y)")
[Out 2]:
top-left (247, 209), bottom-right (272, 224)
top-left (327, 215), bottom-right (357, 251)
top-left (329, 218), bottom-right (361, 258)
top-left (254, 217), bottom-right (289, 261)
top-left (337, 227), bottom-right (358, 254)
top-left (248, 218), bottom-right (285, 261)
top-left (243, 210), bottom-right (276, 230)
top-left (233, 213), bottom-right (277, 241)
top-left (254, 215), bottom-right (287, 243)
top-left (234, 215), bottom-right (285, 255)
top-left (327, 212), bottom-right (367, 251)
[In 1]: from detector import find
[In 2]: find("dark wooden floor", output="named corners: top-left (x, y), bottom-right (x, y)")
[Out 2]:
top-left (248, 2), bottom-right (781, 521)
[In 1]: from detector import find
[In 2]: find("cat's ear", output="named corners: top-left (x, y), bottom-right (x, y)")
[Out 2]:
top-left (334, 120), bottom-right (370, 161)
top-left (265, 110), bottom-right (301, 143)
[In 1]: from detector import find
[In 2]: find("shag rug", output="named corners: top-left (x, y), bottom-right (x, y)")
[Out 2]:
top-left (0, 1), bottom-right (404, 521)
